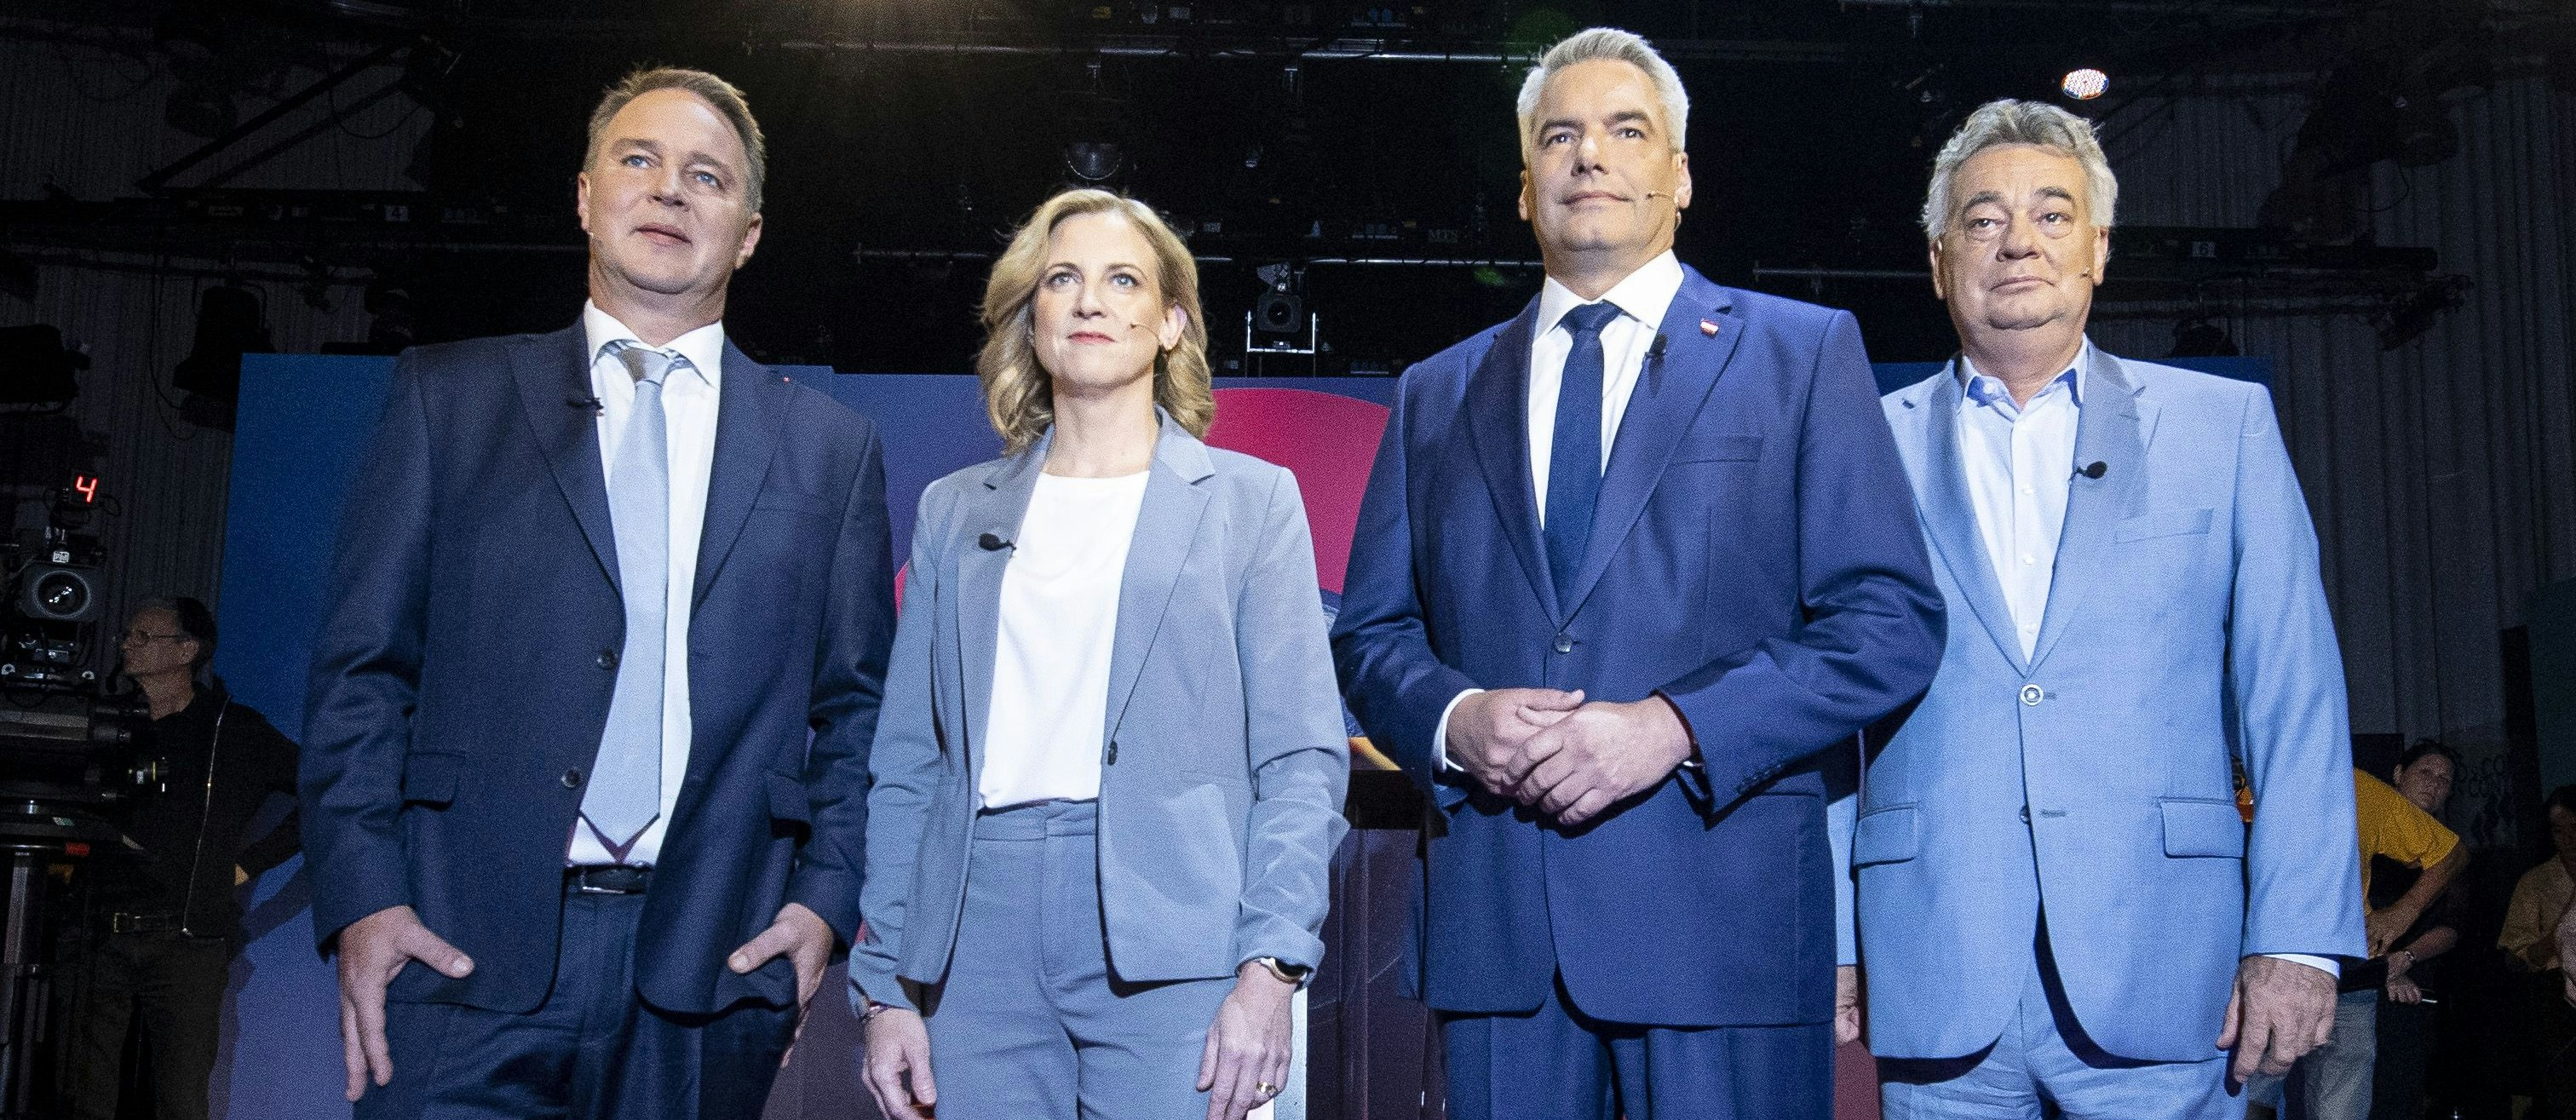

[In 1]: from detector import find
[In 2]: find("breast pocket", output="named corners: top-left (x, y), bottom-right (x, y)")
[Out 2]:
top-left (2113, 508), bottom-right (2213, 543)
top-left (751, 491), bottom-right (836, 520)
top-left (1670, 434), bottom-right (1765, 464)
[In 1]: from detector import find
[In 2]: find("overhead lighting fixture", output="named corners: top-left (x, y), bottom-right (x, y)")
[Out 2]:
top-left (2061, 68), bottom-right (2109, 101)
top-left (1065, 141), bottom-right (1124, 182)
top-left (0, 325), bottom-right (89, 408)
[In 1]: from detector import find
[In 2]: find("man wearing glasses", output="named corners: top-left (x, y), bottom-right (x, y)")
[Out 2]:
top-left (60, 596), bottom-right (301, 1120)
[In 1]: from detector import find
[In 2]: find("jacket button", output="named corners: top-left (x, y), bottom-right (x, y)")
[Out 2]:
top-left (561, 767), bottom-right (584, 789)
top-left (597, 648), bottom-right (618, 671)
top-left (1105, 741), bottom-right (1118, 766)
top-left (2020, 805), bottom-right (2031, 824)
top-left (1553, 635), bottom-right (1574, 654)
top-left (2019, 683), bottom-right (2044, 706)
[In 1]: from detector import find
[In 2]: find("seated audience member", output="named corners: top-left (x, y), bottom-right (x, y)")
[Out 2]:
top-left (2502, 785), bottom-right (2576, 1119)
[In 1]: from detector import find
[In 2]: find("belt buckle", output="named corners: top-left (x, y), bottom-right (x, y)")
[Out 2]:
top-left (571, 865), bottom-right (646, 894)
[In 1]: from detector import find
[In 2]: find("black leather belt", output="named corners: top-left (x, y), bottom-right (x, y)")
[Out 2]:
top-left (566, 865), bottom-right (652, 895)
top-left (106, 912), bottom-right (184, 935)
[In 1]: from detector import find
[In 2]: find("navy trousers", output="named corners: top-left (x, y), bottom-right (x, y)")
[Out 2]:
top-left (359, 887), bottom-right (794, 1120)
top-left (1441, 972), bottom-right (1831, 1120)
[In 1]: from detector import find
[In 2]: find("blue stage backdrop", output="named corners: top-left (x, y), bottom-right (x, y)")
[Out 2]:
top-left (210, 350), bottom-right (2264, 1120)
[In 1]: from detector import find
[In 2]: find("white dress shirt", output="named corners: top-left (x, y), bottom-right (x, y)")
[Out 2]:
top-left (979, 471), bottom-right (1150, 809)
top-left (1952, 343), bottom-right (2336, 979)
top-left (1435, 252), bottom-right (1687, 766)
top-left (568, 302), bottom-right (724, 867)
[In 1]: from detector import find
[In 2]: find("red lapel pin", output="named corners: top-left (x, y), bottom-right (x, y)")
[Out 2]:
top-left (1699, 319), bottom-right (1720, 336)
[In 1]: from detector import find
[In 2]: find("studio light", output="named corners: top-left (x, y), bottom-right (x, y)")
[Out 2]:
top-left (1252, 263), bottom-right (1305, 337)
top-left (2061, 68), bottom-right (2109, 101)
top-left (173, 285), bottom-right (273, 427)
top-left (1065, 141), bottom-right (1124, 182)
top-left (0, 325), bottom-right (89, 407)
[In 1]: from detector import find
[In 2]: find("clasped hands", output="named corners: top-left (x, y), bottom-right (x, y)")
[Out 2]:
top-left (1447, 687), bottom-right (1693, 828)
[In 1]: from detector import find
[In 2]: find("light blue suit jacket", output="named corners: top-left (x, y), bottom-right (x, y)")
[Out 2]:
top-left (849, 417), bottom-right (1350, 1013)
top-left (1858, 347), bottom-right (2364, 1062)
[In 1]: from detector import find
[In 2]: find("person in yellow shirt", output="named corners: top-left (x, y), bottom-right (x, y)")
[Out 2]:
top-left (2504, 785), bottom-right (2576, 1118)
top-left (2280, 768), bottom-right (2462, 1120)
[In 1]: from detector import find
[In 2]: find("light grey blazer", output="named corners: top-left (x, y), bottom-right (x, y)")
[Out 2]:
top-left (848, 416), bottom-right (1350, 1011)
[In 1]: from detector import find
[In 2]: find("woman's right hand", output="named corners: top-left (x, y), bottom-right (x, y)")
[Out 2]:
top-left (861, 1007), bottom-right (937, 1118)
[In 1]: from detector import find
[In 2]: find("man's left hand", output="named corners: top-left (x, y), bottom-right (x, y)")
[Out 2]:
top-left (1512, 698), bottom-right (1693, 828)
top-left (728, 903), bottom-right (834, 1066)
top-left (2215, 955), bottom-right (2336, 1084)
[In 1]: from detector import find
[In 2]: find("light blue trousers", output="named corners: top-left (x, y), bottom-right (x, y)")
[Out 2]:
top-left (921, 799), bottom-right (1235, 1120)
top-left (1879, 939), bottom-right (2243, 1120)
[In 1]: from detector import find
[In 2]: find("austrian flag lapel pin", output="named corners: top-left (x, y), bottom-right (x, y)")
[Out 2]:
top-left (1699, 319), bottom-right (1721, 336)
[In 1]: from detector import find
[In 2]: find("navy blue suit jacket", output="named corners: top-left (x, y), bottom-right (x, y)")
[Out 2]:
top-left (1331, 267), bottom-right (1942, 1026)
top-left (301, 323), bottom-right (894, 1016)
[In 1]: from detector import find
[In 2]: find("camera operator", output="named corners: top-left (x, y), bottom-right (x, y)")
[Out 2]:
top-left (60, 596), bottom-right (299, 1120)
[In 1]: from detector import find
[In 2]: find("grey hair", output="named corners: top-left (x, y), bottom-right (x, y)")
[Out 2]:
top-left (1515, 28), bottom-right (1690, 160)
top-left (1921, 99), bottom-right (2119, 239)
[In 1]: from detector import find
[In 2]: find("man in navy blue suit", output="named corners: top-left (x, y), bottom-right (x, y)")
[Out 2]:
top-left (301, 67), bottom-right (893, 1119)
top-left (1331, 26), bottom-right (1943, 1120)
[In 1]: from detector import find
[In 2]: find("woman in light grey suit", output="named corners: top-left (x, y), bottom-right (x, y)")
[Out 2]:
top-left (851, 187), bottom-right (1349, 1120)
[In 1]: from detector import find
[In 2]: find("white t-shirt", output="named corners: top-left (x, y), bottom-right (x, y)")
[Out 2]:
top-left (978, 470), bottom-right (1151, 809)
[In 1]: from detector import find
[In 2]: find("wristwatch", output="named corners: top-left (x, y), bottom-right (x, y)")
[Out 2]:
top-left (1251, 956), bottom-right (1312, 988)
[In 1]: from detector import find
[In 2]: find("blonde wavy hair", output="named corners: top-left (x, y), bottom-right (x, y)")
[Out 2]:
top-left (978, 189), bottom-right (1213, 454)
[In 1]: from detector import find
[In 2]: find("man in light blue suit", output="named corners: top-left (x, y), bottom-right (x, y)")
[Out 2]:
top-left (1334, 27), bottom-right (1944, 1119)
top-left (1857, 99), bottom-right (2365, 1117)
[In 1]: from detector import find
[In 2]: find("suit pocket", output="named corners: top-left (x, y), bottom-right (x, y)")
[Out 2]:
top-left (400, 753), bottom-right (459, 807)
top-left (1670, 434), bottom-right (1765, 463)
top-left (766, 772), bottom-right (812, 824)
top-left (2113, 508), bottom-right (2214, 543)
top-left (752, 491), bottom-right (835, 519)
top-left (2160, 797), bottom-right (2246, 859)
top-left (1853, 805), bottom-right (1920, 866)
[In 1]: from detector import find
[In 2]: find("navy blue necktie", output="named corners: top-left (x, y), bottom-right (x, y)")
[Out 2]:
top-left (1544, 302), bottom-right (1622, 602)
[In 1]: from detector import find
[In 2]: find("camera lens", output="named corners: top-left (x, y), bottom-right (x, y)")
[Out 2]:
top-left (34, 571), bottom-right (89, 618)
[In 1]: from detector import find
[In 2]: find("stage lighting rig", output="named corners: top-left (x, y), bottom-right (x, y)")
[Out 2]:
top-left (2061, 68), bottom-right (2108, 101)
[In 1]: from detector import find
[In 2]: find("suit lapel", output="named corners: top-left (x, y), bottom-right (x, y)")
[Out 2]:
top-left (692, 340), bottom-right (786, 608)
top-left (1912, 369), bottom-right (2031, 675)
top-left (2027, 349), bottom-right (2147, 671)
top-left (1561, 271), bottom-right (1740, 619)
top-left (954, 441), bottom-right (1044, 776)
top-left (1101, 419), bottom-right (1215, 747)
top-left (510, 325), bottom-right (621, 595)
top-left (1463, 302), bottom-right (1562, 624)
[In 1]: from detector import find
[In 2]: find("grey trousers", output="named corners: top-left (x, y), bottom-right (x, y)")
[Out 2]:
top-left (922, 799), bottom-right (1234, 1120)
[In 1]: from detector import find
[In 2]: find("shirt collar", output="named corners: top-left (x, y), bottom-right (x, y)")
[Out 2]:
top-left (582, 301), bottom-right (725, 388)
top-left (1536, 250), bottom-right (1684, 340)
top-left (1956, 338), bottom-right (2093, 412)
